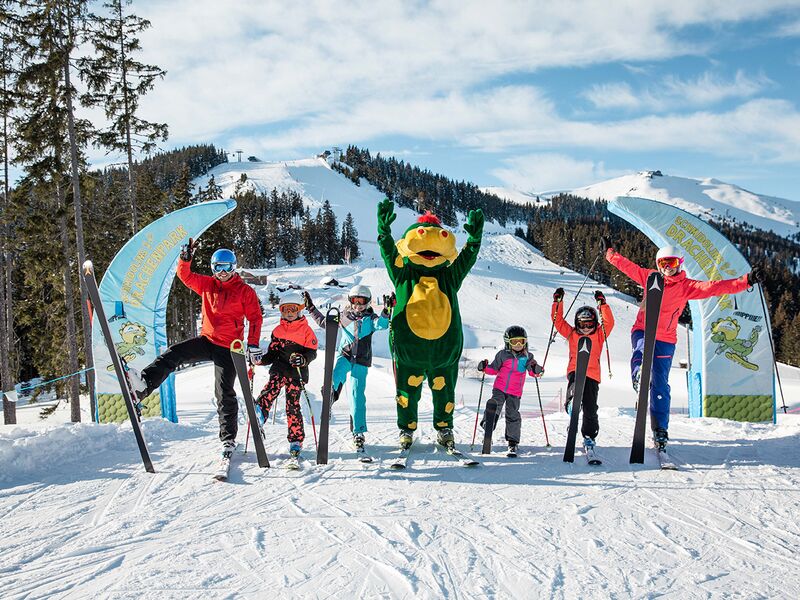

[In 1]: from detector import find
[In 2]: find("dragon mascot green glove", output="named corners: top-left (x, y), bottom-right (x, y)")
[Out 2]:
top-left (377, 198), bottom-right (484, 440)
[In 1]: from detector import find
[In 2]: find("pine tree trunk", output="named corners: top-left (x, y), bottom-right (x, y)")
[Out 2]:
top-left (63, 47), bottom-right (96, 421)
top-left (1, 45), bottom-right (15, 424)
top-left (57, 183), bottom-right (82, 422)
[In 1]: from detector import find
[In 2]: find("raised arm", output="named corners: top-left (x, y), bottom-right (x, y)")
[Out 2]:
top-left (605, 248), bottom-right (650, 287)
top-left (450, 209), bottom-right (483, 285)
top-left (377, 199), bottom-right (403, 285)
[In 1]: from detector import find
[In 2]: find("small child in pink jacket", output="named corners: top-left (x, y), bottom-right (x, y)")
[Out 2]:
top-left (477, 325), bottom-right (543, 455)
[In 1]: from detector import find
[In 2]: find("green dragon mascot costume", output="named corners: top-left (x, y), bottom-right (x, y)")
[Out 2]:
top-left (377, 198), bottom-right (484, 450)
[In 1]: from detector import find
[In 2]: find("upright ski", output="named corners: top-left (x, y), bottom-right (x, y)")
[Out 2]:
top-left (630, 272), bottom-right (664, 464)
top-left (316, 307), bottom-right (340, 465)
top-left (563, 336), bottom-right (592, 463)
top-left (82, 261), bottom-right (154, 474)
top-left (230, 340), bottom-right (270, 468)
top-left (481, 399), bottom-right (498, 454)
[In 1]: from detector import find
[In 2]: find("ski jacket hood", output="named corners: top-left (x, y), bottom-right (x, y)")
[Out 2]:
top-left (176, 259), bottom-right (262, 348)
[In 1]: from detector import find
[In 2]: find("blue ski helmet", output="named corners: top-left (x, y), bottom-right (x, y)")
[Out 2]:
top-left (211, 248), bottom-right (237, 267)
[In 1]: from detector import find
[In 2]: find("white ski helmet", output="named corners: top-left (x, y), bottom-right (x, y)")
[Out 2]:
top-left (348, 284), bottom-right (372, 301)
top-left (279, 291), bottom-right (304, 306)
top-left (656, 245), bottom-right (684, 269)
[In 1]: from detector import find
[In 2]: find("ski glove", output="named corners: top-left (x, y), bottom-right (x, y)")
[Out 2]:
top-left (377, 198), bottom-right (397, 236)
top-left (528, 361), bottom-right (544, 377)
top-left (289, 352), bottom-right (307, 367)
top-left (594, 290), bottom-right (606, 305)
top-left (302, 291), bottom-right (315, 310)
top-left (553, 287), bottom-right (564, 303)
top-left (180, 237), bottom-right (197, 262)
top-left (463, 209), bottom-right (485, 243)
top-left (247, 344), bottom-right (263, 365)
top-left (747, 267), bottom-right (764, 286)
top-left (477, 359), bottom-right (488, 372)
top-left (600, 235), bottom-right (611, 253)
top-left (383, 292), bottom-right (397, 308)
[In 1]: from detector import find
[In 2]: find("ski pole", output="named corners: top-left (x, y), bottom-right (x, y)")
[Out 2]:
top-left (297, 367), bottom-right (319, 449)
top-left (597, 300), bottom-right (613, 378)
top-left (534, 377), bottom-right (551, 447)
top-left (756, 284), bottom-right (788, 414)
top-left (543, 253), bottom-right (601, 369)
top-left (470, 371), bottom-right (487, 450)
top-left (244, 363), bottom-right (254, 453)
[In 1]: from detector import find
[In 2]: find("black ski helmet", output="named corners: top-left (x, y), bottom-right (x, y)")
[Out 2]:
top-left (574, 306), bottom-right (598, 331)
top-left (503, 325), bottom-right (527, 350)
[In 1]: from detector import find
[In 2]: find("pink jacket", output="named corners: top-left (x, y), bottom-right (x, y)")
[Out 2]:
top-left (485, 349), bottom-right (542, 397)
top-left (606, 249), bottom-right (749, 344)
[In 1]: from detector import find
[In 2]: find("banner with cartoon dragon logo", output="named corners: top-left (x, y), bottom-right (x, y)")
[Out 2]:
top-left (609, 196), bottom-right (774, 423)
top-left (91, 200), bottom-right (237, 423)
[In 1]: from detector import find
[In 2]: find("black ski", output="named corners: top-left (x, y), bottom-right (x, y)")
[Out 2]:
top-left (230, 340), bottom-right (270, 468)
top-left (564, 336), bottom-right (592, 463)
top-left (316, 307), bottom-right (340, 465)
top-left (82, 261), bottom-right (154, 474)
top-left (630, 272), bottom-right (664, 464)
top-left (481, 398), bottom-right (498, 454)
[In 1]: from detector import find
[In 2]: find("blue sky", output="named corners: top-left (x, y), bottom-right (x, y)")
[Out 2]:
top-left (107, 1), bottom-right (800, 200)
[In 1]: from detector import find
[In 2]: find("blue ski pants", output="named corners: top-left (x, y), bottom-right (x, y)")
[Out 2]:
top-left (630, 330), bottom-right (675, 431)
top-left (332, 356), bottom-right (370, 434)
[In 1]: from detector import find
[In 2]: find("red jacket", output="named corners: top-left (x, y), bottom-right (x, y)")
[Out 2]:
top-left (606, 249), bottom-right (749, 344)
top-left (263, 316), bottom-right (318, 382)
top-left (552, 301), bottom-right (614, 383)
top-left (177, 259), bottom-right (263, 348)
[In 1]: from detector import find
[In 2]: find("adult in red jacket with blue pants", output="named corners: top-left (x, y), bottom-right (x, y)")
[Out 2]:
top-left (605, 241), bottom-right (761, 448)
top-left (130, 242), bottom-right (263, 454)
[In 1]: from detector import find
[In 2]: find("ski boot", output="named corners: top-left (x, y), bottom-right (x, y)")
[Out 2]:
top-left (221, 440), bottom-right (236, 459)
top-left (582, 436), bottom-right (595, 450)
top-left (353, 432), bottom-right (365, 451)
top-left (126, 366), bottom-right (149, 404)
top-left (507, 442), bottom-right (518, 458)
top-left (653, 428), bottom-right (669, 450)
top-left (289, 441), bottom-right (302, 458)
top-left (399, 429), bottom-right (414, 450)
top-left (436, 428), bottom-right (455, 451)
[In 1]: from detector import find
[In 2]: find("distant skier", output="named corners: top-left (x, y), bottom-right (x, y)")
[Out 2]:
top-left (477, 326), bottom-right (544, 456)
top-left (255, 292), bottom-right (318, 460)
top-left (303, 285), bottom-right (392, 453)
top-left (604, 241), bottom-right (761, 449)
top-left (551, 288), bottom-right (614, 452)
top-left (128, 241), bottom-right (263, 462)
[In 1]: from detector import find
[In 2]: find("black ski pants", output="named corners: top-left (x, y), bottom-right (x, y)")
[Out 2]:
top-left (566, 371), bottom-right (600, 440)
top-left (141, 336), bottom-right (238, 443)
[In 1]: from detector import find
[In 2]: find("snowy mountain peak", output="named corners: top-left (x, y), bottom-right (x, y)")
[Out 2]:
top-left (572, 171), bottom-right (800, 237)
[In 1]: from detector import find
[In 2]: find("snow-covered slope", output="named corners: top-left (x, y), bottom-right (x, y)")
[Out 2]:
top-left (481, 186), bottom-right (547, 206)
top-left (3, 228), bottom-right (800, 598)
top-left (573, 171), bottom-right (800, 237)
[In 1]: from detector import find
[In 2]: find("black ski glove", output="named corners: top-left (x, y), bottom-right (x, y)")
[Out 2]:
top-left (302, 291), bottom-right (315, 310)
top-left (594, 290), bottom-right (606, 305)
top-left (180, 237), bottom-right (197, 262)
top-left (600, 235), bottom-right (612, 253)
top-left (747, 267), bottom-right (764, 286)
top-left (289, 353), bottom-right (307, 367)
top-left (383, 292), bottom-right (397, 308)
top-left (477, 359), bottom-right (488, 372)
top-left (553, 287), bottom-right (564, 303)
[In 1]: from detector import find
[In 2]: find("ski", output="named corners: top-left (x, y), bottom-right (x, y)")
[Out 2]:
top-left (82, 261), bottom-right (154, 474)
top-left (230, 340), bottom-right (270, 468)
top-left (563, 336), bottom-right (592, 463)
top-left (316, 308), bottom-right (340, 465)
top-left (212, 445), bottom-right (237, 481)
top-left (630, 272), bottom-right (664, 464)
top-left (444, 446), bottom-right (480, 466)
top-left (356, 447), bottom-right (374, 463)
top-left (285, 455), bottom-right (302, 470)
top-left (481, 398), bottom-right (498, 454)
top-left (389, 441), bottom-right (413, 470)
top-left (506, 447), bottom-right (518, 458)
top-left (582, 442), bottom-right (603, 466)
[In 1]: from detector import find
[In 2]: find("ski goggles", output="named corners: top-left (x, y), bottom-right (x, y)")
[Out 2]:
top-left (212, 262), bottom-right (235, 273)
top-left (350, 296), bottom-right (369, 306)
top-left (508, 337), bottom-right (527, 346)
top-left (279, 303), bottom-right (303, 314)
top-left (657, 256), bottom-right (682, 270)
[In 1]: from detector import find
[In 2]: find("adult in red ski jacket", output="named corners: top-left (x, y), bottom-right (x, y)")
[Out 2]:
top-left (605, 242), bottom-right (761, 448)
top-left (129, 242), bottom-right (263, 456)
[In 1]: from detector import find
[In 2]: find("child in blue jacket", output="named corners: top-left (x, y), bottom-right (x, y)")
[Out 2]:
top-left (303, 285), bottom-right (391, 452)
